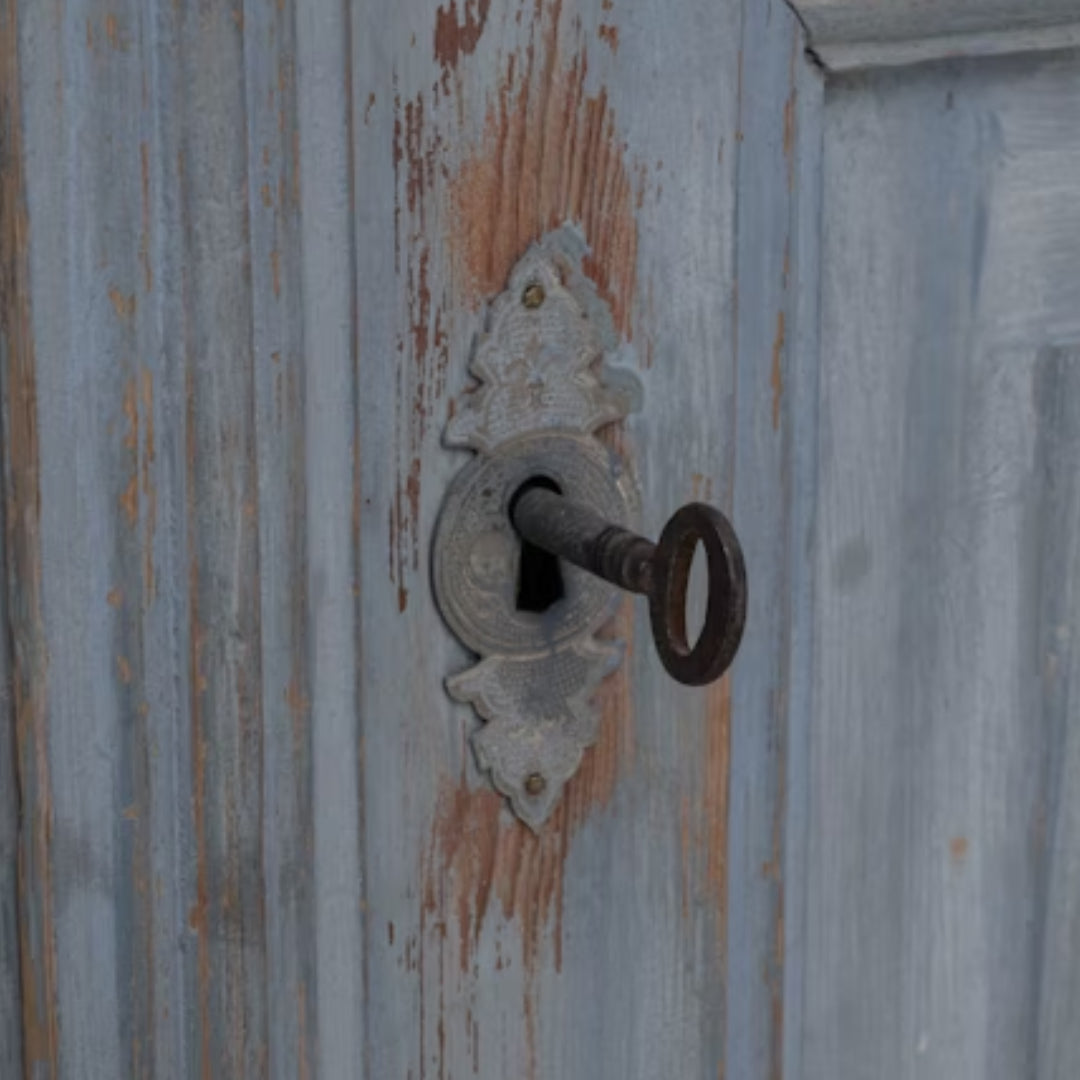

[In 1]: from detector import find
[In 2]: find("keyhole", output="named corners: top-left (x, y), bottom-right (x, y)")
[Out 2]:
top-left (511, 477), bottom-right (565, 614)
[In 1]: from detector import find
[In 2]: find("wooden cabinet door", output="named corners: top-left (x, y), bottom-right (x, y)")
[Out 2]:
top-left (1, 1), bottom-right (1077, 1078)
top-left (790, 5), bottom-right (1080, 1079)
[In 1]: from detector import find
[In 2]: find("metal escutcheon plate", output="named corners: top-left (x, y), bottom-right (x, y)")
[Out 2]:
top-left (433, 432), bottom-right (636, 659)
top-left (431, 229), bottom-right (641, 829)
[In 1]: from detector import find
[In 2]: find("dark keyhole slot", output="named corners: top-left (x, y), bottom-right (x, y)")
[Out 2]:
top-left (511, 477), bottom-right (565, 614)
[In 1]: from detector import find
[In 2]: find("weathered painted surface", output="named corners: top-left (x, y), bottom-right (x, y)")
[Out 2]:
top-left (351, 1), bottom-right (803, 1076)
top-left (1, 0), bottom-right (805, 1076)
top-left (793, 0), bottom-right (1080, 37)
top-left (793, 0), bottom-right (1080, 39)
top-left (6, 1), bottom-right (1079, 1078)
top-left (791, 0), bottom-right (1080, 69)
top-left (801, 50), bottom-right (1080, 1080)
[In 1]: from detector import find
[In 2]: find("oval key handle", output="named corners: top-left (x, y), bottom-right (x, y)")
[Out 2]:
top-left (510, 487), bottom-right (748, 686)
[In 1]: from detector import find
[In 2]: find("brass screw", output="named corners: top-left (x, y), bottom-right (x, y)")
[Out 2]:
top-left (524, 772), bottom-right (546, 796)
top-left (522, 282), bottom-right (545, 309)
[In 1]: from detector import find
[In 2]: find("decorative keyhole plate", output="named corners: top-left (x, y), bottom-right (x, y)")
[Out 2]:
top-left (432, 228), bottom-right (641, 829)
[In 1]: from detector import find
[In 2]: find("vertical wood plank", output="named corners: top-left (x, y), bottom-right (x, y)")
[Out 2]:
top-left (0, 0), bottom-right (48, 1073)
top-left (1032, 347), bottom-right (1080, 1080)
top-left (729, 4), bottom-right (816, 1077)
top-left (804, 52), bottom-right (1080, 1080)
top-left (350, 1), bottom-right (805, 1076)
top-left (5, 1), bottom-right (326, 1075)
top-left (146, 3), bottom-right (269, 1073)
top-left (247, 1), bottom-right (322, 1078)
top-left (0, 490), bottom-right (17, 1075)
top-left (295, 0), bottom-right (367, 1073)
top-left (2, 0), bottom-right (811, 1075)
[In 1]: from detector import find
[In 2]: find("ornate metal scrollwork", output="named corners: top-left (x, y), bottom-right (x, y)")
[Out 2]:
top-left (432, 230), bottom-right (640, 829)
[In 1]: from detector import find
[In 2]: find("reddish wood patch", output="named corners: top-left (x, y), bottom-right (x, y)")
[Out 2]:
top-left (393, 3), bottom-right (653, 1068)
top-left (446, 28), bottom-right (640, 339)
top-left (388, 90), bottom-right (450, 612)
top-left (420, 601), bottom-right (635, 1078)
top-left (389, 3), bottom-right (643, 618)
top-left (704, 676), bottom-right (732, 942)
top-left (1, 0), bottom-right (60, 1070)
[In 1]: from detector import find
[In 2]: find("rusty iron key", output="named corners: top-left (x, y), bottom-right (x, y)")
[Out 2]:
top-left (510, 486), bottom-right (748, 686)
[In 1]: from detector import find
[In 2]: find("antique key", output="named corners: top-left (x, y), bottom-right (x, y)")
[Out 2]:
top-left (510, 485), bottom-right (747, 686)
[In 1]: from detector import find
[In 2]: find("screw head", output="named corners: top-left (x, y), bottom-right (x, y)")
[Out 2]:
top-left (524, 772), bottom-right (546, 796)
top-left (522, 282), bottom-right (545, 309)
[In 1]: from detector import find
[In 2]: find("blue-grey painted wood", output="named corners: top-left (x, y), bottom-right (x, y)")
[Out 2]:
top-left (803, 50), bottom-right (1080, 1080)
top-left (295, 0), bottom-right (366, 1073)
top-left (791, 0), bottom-right (1080, 71)
top-left (781, 50), bottom-right (826, 1080)
top-left (0, 431), bottom-right (18, 1077)
top-left (730, 7), bottom-right (819, 1079)
top-left (350, 1), bottom-right (804, 1076)
top-left (2, 0), bottom-right (809, 1076)
top-left (0, 0), bottom-right (21, 1033)
top-left (7, 0), bottom-right (1080, 1077)
top-left (2, 0), bottom-right (327, 1075)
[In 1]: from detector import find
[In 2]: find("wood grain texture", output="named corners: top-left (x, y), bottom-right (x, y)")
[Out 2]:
top-left (0, 3), bottom-right (31, 1072)
top-left (791, 0), bottom-right (1080, 44)
top-left (1, 0), bottom-right (58, 1073)
top-left (803, 50), bottom-right (1080, 1080)
top-left (0, 511), bottom-right (17, 1077)
top-left (790, 0), bottom-right (1080, 70)
top-left (6, 0), bottom-right (322, 1075)
top-left (351, 1), bottom-right (805, 1076)
top-left (779, 49), bottom-right (825, 1080)
top-left (1, 0), bottom-right (810, 1076)
top-left (10, 2), bottom-right (1080, 1078)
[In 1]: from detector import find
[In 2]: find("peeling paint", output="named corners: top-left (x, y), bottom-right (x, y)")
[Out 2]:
top-left (422, 601), bottom-right (635, 1058)
top-left (1, 0), bottom-right (60, 1070)
top-left (408, 10), bottom-right (649, 1063)
top-left (104, 13), bottom-right (129, 52)
top-left (765, 687), bottom-right (787, 1080)
top-left (139, 142), bottom-right (152, 292)
top-left (387, 81), bottom-right (451, 610)
top-left (0, 0), bottom-right (796, 1073)
top-left (447, 30), bottom-right (640, 339)
top-left (434, 0), bottom-right (491, 81)
top-left (140, 368), bottom-right (156, 602)
top-left (771, 310), bottom-right (785, 431)
top-left (109, 286), bottom-right (137, 321)
top-left (704, 676), bottom-right (732, 944)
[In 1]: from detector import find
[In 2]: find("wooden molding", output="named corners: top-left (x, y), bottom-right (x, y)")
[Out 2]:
top-left (789, 0), bottom-right (1080, 70)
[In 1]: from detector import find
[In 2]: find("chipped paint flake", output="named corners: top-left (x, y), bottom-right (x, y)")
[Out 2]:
top-left (434, 0), bottom-right (491, 79)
